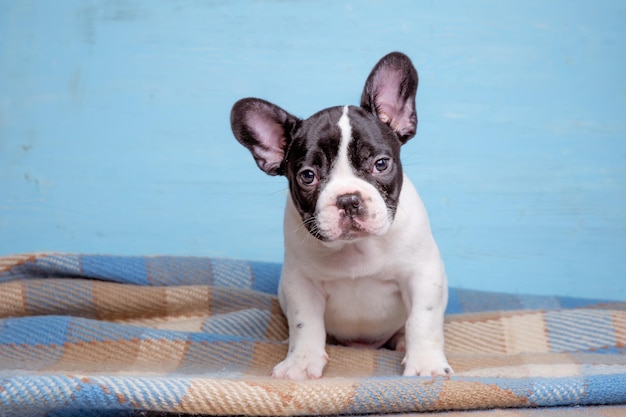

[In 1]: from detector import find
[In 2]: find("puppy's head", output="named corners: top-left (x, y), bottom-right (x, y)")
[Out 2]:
top-left (230, 52), bottom-right (418, 242)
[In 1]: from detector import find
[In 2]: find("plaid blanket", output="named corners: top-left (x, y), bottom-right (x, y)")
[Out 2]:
top-left (0, 253), bottom-right (625, 417)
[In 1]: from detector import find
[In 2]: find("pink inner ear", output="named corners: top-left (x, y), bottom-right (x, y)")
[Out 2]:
top-left (373, 70), bottom-right (415, 137)
top-left (248, 112), bottom-right (286, 170)
top-left (373, 69), bottom-right (403, 115)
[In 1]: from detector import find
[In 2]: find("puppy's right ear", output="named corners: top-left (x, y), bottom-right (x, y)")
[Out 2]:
top-left (230, 98), bottom-right (299, 176)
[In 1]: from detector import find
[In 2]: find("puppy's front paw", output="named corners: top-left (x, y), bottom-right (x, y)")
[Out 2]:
top-left (402, 350), bottom-right (453, 377)
top-left (271, 350), bottom-right (329, 380)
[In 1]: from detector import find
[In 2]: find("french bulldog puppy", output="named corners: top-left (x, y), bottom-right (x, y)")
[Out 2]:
top-left (230, 52), bottom-right (452, 380)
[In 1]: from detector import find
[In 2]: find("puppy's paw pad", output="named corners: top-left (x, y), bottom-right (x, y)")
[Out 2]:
top-left (271, 351), bottom-right (328, 380)
top-left (402, 350), bottom-right (453, 377)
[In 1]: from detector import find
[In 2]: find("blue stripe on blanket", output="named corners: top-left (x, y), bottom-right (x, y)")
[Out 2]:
top-left (249, 260), bottom-right (282, 294)
top-left (81, 255), bottom-right (149, 285)
top-left (0, 316), bottom-right (72, 346)
top-left (445, 287), bottom-right (612, 315)
top-left (545, 310), bottom-right (616, 352)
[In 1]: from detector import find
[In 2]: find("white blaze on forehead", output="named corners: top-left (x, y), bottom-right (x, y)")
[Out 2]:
top-left (334, 106), bottom-right (353, 177)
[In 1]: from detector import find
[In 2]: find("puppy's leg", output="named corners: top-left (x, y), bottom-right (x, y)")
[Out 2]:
top-left (271, 272), bottom-right (328, 380)
top-left (401, 262), bottom-right (453, 377)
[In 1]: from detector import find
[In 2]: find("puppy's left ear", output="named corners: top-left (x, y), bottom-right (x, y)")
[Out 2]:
top-left (360, 52), bottom-right (418, 143)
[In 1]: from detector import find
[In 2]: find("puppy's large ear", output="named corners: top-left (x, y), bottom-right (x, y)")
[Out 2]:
top-left (230, 98), bottom-right (299, 176)
top-left (360, 52), bottom-right (418, 143)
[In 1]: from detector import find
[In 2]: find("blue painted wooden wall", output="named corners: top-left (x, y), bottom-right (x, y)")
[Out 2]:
top-left (1, 1), bottom-right (624, 300)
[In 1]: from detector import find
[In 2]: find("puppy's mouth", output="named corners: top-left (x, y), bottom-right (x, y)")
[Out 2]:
top-left (314, 208), bottom-right (391, 243)
top-left (304, 217), bottom-right (369, 242)
top-left (337, 216), bottom-right (369, 241)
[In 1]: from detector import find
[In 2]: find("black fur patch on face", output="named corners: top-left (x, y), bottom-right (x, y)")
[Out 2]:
top-left (347, 106), bottom-right (404, 217)
top-left (284, 107), bottom-right (344, 235)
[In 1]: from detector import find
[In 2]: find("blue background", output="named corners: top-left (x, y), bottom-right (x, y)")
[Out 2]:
top-left (1, 0), bottom-right (624, 299)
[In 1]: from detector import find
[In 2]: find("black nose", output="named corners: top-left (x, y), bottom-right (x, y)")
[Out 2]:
top-left (336, 193), bottom-right (364, 217)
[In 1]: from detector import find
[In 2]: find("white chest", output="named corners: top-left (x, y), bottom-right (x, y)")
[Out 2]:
top-left (322, 276), bottom-right (408, 346)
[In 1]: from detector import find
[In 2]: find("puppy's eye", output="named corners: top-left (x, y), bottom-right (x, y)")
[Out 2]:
top-left (373, 158), bottom-right (391, 173)
top-left (299, 169), bottom-right (318, 186)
